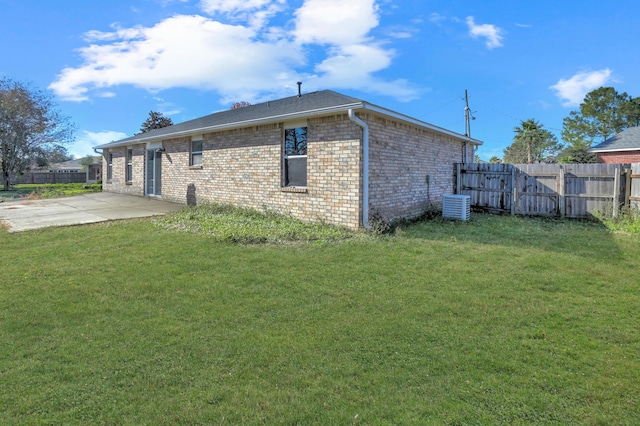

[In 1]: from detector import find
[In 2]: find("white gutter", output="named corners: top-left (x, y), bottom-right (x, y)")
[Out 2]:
top-left (348, 109), bottom-right (370, 229)
top-left (590, 147), bottom-right (640, 153)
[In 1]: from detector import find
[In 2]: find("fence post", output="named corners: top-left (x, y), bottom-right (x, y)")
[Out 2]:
top-left (510, 166), bottom-right (516, 215)
top-left (558, 165), bottom-right (565, 217)
top-left (624, 168), bottom-right (632, 208)
top-left (613, 166), bottom-right (620, 218)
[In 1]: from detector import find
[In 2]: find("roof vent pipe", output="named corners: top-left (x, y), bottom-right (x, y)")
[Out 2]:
top-left (297, 82), bottom-right (302, 97)
top-left (348, 109), bottom-right (370, 229)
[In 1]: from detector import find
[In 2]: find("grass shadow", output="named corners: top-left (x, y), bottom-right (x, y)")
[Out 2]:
top-left (399, 212), bottom-right (624, 259)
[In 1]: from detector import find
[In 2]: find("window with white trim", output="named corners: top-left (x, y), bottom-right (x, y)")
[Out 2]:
top-left (191, 139), bottom-right (203, 166)
top-left (125, 148), bottom-right (133, 182)
top-left (283, 126), bottom-right (307, 187)
top-left (107, 151), bottom-right (113, 181)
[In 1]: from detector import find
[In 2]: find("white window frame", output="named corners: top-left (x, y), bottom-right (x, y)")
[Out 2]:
top-left (282, 121), bottom-right (308, 188)
top-left (191, 136), bottom-right (203, 167)
top-left (125, 147), bottom-right (133, 183)
top-left (107, 151), bottom-right (113, 181)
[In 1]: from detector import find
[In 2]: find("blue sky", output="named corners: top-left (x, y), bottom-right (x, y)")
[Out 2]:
top-left (1, 0), bottom-right (639, 160)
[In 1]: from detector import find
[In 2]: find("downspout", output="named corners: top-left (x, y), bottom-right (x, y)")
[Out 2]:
top-left (93, 149), bottom-right (104, 183)
top-left (348, 109), bottom-right (369, 228)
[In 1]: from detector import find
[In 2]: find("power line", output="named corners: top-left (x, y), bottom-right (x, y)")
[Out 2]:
top-left (469, 95), bottom-right (564, 132)
top-left (469, 96), bottom-right (520, 123)
top-left (422, 96), bottom-right (463, 116)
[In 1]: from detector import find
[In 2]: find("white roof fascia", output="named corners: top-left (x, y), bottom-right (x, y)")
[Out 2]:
top-left (590, 147), bottom-right (640, 153)
top-left (360, 103), bottom-right (483, 145)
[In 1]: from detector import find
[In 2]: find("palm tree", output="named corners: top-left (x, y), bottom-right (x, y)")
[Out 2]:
top-left (514, 119), bottom-right (543, 164)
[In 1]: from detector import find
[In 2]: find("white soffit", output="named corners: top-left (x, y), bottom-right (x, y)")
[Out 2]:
top-left (283, 119), bottom-right (308, 129)
top-left (146, 142), bottom-right (163, 150)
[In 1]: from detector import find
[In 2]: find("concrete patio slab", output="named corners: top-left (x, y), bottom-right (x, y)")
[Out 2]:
top-left (0, 192), bottom-right (183, 232)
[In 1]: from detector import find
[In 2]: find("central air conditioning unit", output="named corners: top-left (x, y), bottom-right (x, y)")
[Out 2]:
top-left (442, 194), bottom-right (470, 221)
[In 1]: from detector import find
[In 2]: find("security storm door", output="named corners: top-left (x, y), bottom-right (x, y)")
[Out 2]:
top-left (146, 148), bottom-right (162, 196)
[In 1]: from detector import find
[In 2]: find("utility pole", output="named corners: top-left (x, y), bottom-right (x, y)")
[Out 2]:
top-left (464, 90), bottom-right (475, 163)
top-left (464, 89), bottom-right (471, 138)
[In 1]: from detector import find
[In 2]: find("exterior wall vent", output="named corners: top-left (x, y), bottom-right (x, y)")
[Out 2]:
top-left (442, 194), bottom-right (470, 221)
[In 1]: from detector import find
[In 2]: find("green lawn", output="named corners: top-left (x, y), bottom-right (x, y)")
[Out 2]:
top-left (1, 213), bottom-right (639, 424)
top-left (0, 183), bottom-right (102, 200)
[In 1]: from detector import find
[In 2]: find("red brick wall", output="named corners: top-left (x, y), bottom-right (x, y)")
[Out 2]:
top-left (596, 151), bottom-right (640, 164)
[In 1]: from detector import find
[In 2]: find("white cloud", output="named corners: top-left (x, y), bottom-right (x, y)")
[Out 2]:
top-left (152, 97), bottom-right (183, 116)
top-left (291, 0), bottom-right (417, 100)
top-left (428, 12), bottom-right (446, 24)
top-left (293, 0), bottom-right (379, 45)
top-left (70, 130), bottom-right (128, 158)
top-left (50, 0), bottom-right (419, 103)
top-left (201, 0), bottom-right (275, 14)
top-left (387, 31), bottom-right (412, 39)
top-left (549, 69), bottom-right (613, 107)
top-left (49, 15), bottom-right (303, 102)
top-left (385, 25), bottom-right (418, 39)
top-left (156, 0), bottom-right (189, 6)
top-left (200, 0), bottom-right (285, 29)
top-left (466, 16), bottom-right (504, 49)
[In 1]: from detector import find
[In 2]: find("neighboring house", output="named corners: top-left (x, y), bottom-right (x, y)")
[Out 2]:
top-left (49, 159), bottom-right (83, 173)
top-left (50, 158), bottom-right (103, 182)
top-left (24, 158), bottom-right (102, 182)
top-left (95, 90), bottom-right (481, 229)
top-left (590, 127), bottom-right (640, 164)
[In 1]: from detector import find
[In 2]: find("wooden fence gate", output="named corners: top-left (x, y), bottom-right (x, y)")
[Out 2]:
top-left (456, 163), bottom-right (630, 217)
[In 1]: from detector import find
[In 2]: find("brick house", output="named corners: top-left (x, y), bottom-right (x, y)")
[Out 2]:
top-left (590, 127), bottom-right (640, 164)
top-left (95, 90), bottom-right (481, 229)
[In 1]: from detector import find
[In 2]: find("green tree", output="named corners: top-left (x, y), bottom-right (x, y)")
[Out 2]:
top-left (33, 145), bottom-right (73, 168)
top-left (556, 146), bottom-right (597, 164)
top-left (45, 145), bottom-right (73, 164)
top-left (0, 78), bottom-right (75, 190)
top-left (504, 119), bottom-right (562, 164)
top-left (561, 87), bottom-right (640, 147)
top-left (139, 111), bottom-right (173, 134)
top-left (78, 155), bottom-right (99, 172)
top-left (79, 155), bottom-right (99, 166)
top-left (489, 156), bottom-right (502, 164)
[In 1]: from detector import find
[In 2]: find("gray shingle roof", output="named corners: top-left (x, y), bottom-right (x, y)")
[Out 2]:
top-left (591, 127), bottom-right (640, 152)
top-left (95, 90), bottom-right (364, 149)
top-left (95, 89), bottom-right (481, 149)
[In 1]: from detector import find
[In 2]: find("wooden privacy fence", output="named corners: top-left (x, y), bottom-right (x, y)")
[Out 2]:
top-left (1, 172), bottom-right (87, 186)
top-left (455, 163), bottom-right (633, 217)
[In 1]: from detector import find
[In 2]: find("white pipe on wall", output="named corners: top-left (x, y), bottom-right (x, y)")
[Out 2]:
top-left (348, 109), bottom-right (370, 228)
